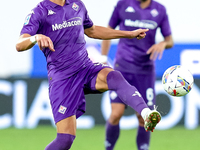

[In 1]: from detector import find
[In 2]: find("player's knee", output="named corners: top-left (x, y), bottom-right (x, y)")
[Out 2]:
top-left (107, 70), bottom-right (126, 90)
top-left (109, 112), bottom-right (123, 124)
top-left (57, 133), bottom-right (76, 150)
top-left (109, 115), bottom-right (121, 124)
top-left (45, 133), bottom-right (76, 150)
top-left (109, 70), bottom-right (124, 81)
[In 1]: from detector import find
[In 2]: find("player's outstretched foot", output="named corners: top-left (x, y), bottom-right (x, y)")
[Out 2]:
top-left (144, 105), bottom-right (161, 132)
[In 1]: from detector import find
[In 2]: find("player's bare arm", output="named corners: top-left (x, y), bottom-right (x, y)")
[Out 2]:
top-left (99, 25), bottom-right (113, 64)
top-left (146, 35), bottom-right (174, 60)
top-left (16, 34), bottom-right (55, 52)
top-left (84, 25), bottom-right (149, 40)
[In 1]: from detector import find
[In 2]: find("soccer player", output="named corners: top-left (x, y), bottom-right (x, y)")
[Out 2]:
top-left (101, 0), bottom-right (173, 150)
top-left (16, 0), bottom-right (161, 149)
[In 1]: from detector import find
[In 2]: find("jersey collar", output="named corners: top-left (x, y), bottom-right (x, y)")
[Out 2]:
top-left (46, 0), bottom-right (70, 8)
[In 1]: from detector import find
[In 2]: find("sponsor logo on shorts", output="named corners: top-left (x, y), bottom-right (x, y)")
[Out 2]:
top-left (110, 91), bottom-right (117, 100)
top-left (58, 105), bottom-right (67, 114)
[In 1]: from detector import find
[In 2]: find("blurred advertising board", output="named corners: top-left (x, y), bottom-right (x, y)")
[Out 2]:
top-left (0, 78), bottom-right (200, 130)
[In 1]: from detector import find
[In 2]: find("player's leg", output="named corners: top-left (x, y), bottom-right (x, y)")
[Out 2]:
top-left (45, 115), bottom-right (76, 150)
top-left (96, 68), bottom-right (148, 115)
top-left (136, 112), bottom-right (150, 150)
top-left (105, 72), bottom-right (130, 150)
top-left (105, 103), bottom-right (125, 150)
top-left (130, 73), bottom-right (156, 150)
top-left (95, 68), bottom-right (161, 131)
top-left (45, 76), bottom-right (86, 150)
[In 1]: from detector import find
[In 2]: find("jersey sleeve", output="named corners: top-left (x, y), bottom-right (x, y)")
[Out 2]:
top-left (83, 12), bottom-right (93, 29)
top-left (20, 7), bottom-right (44, 36)
top-left (159, 8), bottom-right (172, 37)
top-left (108, 0), bottom-right (122, 29)
top-left (79, 1), bottom-right (93, 29)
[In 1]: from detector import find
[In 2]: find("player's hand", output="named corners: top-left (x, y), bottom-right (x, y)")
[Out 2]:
top-left (35, 34), bottom-right (55, 52)
top-left (146, 42), bottom-right (166, 60)
top-left (131, 29), bottom-right (149, 40)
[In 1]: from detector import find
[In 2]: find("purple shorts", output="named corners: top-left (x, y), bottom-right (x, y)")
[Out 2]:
top-left (110, 72), bottom-right (156, 109)
top-left (49, 62), bottom-right (111, 124)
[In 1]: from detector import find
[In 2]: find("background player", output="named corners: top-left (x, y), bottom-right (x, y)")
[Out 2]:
top-left (101, 0), bottom-right (173, 150)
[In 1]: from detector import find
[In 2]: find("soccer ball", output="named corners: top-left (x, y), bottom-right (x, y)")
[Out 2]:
top-left (162, 65), bottom-right (194, 96)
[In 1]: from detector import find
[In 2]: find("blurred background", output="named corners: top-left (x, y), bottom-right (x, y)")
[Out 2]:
top-left (0, 0), bottom-right (200, 149)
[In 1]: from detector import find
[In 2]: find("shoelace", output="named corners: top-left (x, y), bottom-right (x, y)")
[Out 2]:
top-left (153, 105), bottom-right (158, 111)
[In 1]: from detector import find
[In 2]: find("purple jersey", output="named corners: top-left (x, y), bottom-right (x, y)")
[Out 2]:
top-left (20, 0), bottom-right (93, 84)
top-left (109, 0), bottom-right (171, 74)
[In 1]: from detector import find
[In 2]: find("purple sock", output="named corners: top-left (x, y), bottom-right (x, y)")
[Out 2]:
top-left (137, 126), bottom-right (150, 150)
top-left (107, 71), bottom-right (148, 114)
top-left (105, 121), bottom-right (120, 150)
top-left (45, 133), bottom-right (75, 150)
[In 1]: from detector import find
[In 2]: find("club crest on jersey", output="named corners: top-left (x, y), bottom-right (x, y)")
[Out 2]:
top-left (72, 2), bottom-right (79, 11)
top-left (58, 105), bottom-right (67, 114)
top-left (151, 9), bottom-right (159, 17)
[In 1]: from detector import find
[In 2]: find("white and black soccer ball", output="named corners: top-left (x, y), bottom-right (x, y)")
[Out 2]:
top-left (162, 65), bottom-right (194, 96)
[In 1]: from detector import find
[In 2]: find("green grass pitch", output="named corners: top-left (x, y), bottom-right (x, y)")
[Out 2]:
top-left (0, 125), bottom-right (199, 150)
